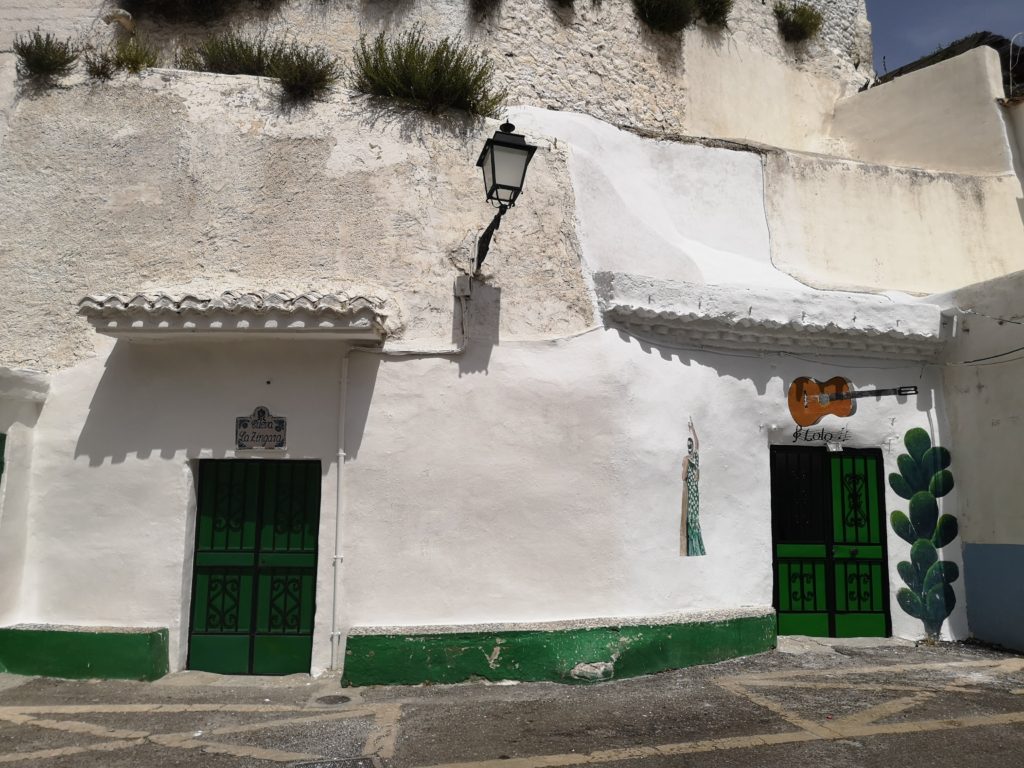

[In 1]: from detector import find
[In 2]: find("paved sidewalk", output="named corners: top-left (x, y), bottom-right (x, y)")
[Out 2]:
top-left (0, 639), bottom-right (1022, 766)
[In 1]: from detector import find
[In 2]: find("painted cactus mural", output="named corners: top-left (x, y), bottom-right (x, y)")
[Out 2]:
top-left (889, 428), bottom-right (958, 641)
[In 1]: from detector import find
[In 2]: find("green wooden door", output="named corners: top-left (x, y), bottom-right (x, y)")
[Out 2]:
top-left (771, 447), bottom-right (891, 638)
top-left (188, 460), bottom-right (321, 675)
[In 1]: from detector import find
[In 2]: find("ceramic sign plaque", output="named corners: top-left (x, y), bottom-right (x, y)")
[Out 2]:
top-left (236, 406), bottom-right (286, 450)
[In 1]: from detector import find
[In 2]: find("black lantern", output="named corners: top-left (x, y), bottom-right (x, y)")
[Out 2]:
top-left (476, 122), bottom-right (537, 207)
top-left (474, 122), bottom-right (537, 272)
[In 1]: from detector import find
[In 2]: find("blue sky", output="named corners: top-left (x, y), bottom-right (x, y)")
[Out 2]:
top-left (866, 0), bottom-right (1024, 73)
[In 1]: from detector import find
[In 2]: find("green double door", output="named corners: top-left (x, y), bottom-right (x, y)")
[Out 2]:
top-left (188, 460), bottom-right (321, 675)
top-left (771, 447), bottom-right (892, 638)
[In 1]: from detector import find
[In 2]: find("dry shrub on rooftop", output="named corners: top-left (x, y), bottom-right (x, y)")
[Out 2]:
top-left (113, 36), bottom-right (161, 72)
top-left (632, 0), bottom-right (697, 35)
top-left (178, 32), bottom-right (341, 104)
top-left (695, 0), bottom-right (732, 27)
top-left (773, 1), bottom-right (823, 43)
top-left (177, 31), bottom-right (283, 75)
top-left (84, 48), bottom-right (118, 80)
top-left (351, 28), bottom-right (506, 117)
top-left (272, 42), bottom-right (343, 104)
top-left (13, 30), bottom-right (79, 84)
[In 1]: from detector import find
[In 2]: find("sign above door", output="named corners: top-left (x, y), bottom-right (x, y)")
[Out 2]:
top-left (236, 406), bottom-right (286, 450)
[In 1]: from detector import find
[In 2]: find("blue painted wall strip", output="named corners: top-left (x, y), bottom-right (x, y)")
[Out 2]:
top-left (964, 543), bottom-right (1024, 652)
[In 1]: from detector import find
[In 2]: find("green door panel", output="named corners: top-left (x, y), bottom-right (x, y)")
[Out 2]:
top-left (778, 614), bottom-right (830, 637)
top-left (188, 460), bottom-right (321, 675)
top-left (775, 544), bottom-right (827, 558)
top-left (188, 635), bottom-right (251, 675)
top-left (252, 636), bottom-right (315, 675)
top-left (835, 613), bottom-right (889, 638)
top-left (832, 545), bottom-right (883, 560)
top-left (195, 552), bottom-right (258, 568)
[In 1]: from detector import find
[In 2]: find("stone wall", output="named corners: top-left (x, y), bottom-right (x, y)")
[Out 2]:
top-left (1, 0), bottom-right (872, 147)
top-left (0, 71), bottom-right (592, 371)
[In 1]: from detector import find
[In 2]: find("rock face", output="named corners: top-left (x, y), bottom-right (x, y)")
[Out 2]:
top-left (0, 1), bottom-right (872, 144)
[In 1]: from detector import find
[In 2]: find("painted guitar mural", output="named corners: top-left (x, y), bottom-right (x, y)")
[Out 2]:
top-left (787, 377), bottom-right (918, 427)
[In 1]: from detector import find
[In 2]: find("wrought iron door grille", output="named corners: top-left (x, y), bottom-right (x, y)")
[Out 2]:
top-left (771, 446), bottom-right (891, 638)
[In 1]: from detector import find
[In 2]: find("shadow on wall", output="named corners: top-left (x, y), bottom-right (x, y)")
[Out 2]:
top-left (638, 21), bottom-right (684, 74)
top-left (615, 329), bottom-right (773, 397)
top-left (460, 281), bottom-right (500, 376)
top-left (356, 98), bottom-right (480, 144)
top-left (72, 340), bottom-right (378, 469)
top-left (614, 327), bottom-right (937, 421)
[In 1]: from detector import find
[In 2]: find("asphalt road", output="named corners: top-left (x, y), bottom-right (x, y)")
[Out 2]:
top-left (0, 637), bottom-right (1022, 767)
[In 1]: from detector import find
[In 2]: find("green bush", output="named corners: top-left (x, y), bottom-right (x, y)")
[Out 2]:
top-left (177, 33), bottom-right (340, 103)
top-left (177, 31), bottom-right (283, 76)
top-left (13, 30), bottom-right (79, 83)
top-left (113, 37), bottom-right (160, 73)
top-left (351, 29), bottom-right (506, 117)
top-left (696, 0), bottom-right (732, 27)
top-left (633, 0), bottom-right (696, 35)
top-left (117, 0), bottom-right (284, 23)
top-left (773, 2), bottom-right (823, 43)
top-left (272, 42), bottom-right (343, 103)
top-left (84, 49), bottom-right (118, 80)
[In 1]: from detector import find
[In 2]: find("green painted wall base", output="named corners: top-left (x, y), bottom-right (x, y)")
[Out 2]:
top-left (0, 626), bottom-right (169, 681)
top-left (342, 614), bottom-right (777, 686)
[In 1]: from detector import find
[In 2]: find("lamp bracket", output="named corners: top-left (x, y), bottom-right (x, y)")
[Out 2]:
top-left (475, 204), bottom-right (508, 273)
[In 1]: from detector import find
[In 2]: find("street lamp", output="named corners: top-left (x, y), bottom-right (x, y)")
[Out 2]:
top-left (474, 122), bottom-right (537, 272)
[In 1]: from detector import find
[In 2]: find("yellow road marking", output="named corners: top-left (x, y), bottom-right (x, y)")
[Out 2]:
top-left (414, 710), bottom-right (1024, 768)
top-left (717, 679), bottom-right (842, 739)
top-left (0, 704), bottom-right (307, 715)
top-left (0, 739), bottom-right (144, 764)
top-left (727, 657), bottom-right (1024, 684)
top-left (15, 717), bottom-right (149, 740)
top-left (204, 708), bottom-right (378, 737)
top-left (830, 692), bottom-right (935, 728)
top-left (363, 703), bottom-right (403, 759)
top-left (148, 733), bottom-right (319, 763)
top-left (738, 680), bottom-right (927, 692)
top-left (0, 701), bottom-right (397, 765)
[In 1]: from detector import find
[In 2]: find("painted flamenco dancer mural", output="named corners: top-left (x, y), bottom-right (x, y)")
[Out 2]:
top-left (681, 419), bottom-right (706, 556)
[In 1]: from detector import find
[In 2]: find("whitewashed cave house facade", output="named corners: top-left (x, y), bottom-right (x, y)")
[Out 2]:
top-left (0, 0), bottom-right (1023, 682)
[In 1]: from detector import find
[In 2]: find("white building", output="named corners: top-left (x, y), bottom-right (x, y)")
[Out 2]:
top-left (0, 0), bottom-right (1022, 683)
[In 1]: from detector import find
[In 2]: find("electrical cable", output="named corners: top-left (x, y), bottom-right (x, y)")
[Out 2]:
top-left (948, 343), bottom-right (1024, 366)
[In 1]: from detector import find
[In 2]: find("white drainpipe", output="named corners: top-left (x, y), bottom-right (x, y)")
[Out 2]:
top-left (329, 350), bottom-right (350, 671)
top-left (328, 281), bottom-right (472, 670)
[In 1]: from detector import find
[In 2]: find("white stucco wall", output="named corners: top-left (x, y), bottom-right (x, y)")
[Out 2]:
top-left (938, 271), bottom-right (1024, 547)
top-left (1007, 99), bottom-right (1024, 180)
top-left (342, 329), bottom-right (956, 642)
top-left (683, 30), bottom-right (844, 153)
top-left (4, 31), bottom-right (1006, 663)
top-left (16, 337), bottom-right (348, 673)
top-left (7, 321), bottom-right (959, 675)
top-left (513, 107), bottom-right (1024, 297)
top-left (831, 48), bottom-right (1014, 175)
top-left (0, 396), bottom-right (42, 626)
top-left (765, 152), bottom-right (1024, 295)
